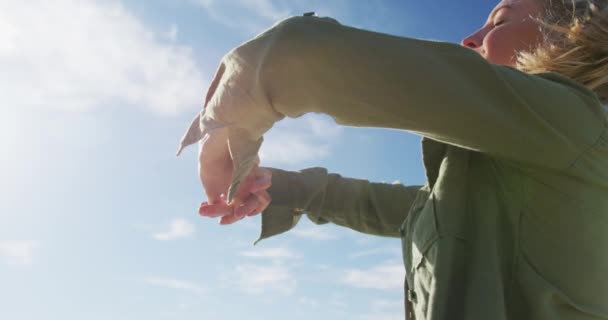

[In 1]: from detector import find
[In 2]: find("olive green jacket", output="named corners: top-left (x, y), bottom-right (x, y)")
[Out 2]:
top-left (178, 14), bottom-right (608, 320)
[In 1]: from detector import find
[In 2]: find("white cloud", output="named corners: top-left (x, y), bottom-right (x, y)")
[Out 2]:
top-left (313, 264), bottom-right (331, 271)
top-left (241, 247), bottom-right (300, 260)
top-left (234, 264), bottom-right (296, 295)
top-left (192, 0), bottom-right (401, 37)
top-left (349, 246), bottom-right (401, 259)
top-left (299, 297), bottom-right (320, 308)
top-left (355, 237), bottom-right (380, 246)
top-left (371, 299), bottom-right (403, 310)
top-left (260, 132), bottom-right (330, 165)
top-left (341, 262), bottom-right (405, 290)
top-left (305, 115), bottom-right (343, 138)
top-left (166, 24), bottom-right (179, 42)
top-left (153, 218), bottom-right (195, 240)
top-left (0, 240), bottom-right (40, 265)
top-left (359, 313), bottom-right (402, 320)
top-left (328, 293), bottom-right (348, 309)
top-left (194, 0), bottom-right (289, 34)
top-left (144, 276), bottom-right (205, 295)
top-left (260, 133), bottom-right (329, 165)
top-left (238, 0), bottom-right (288, 21)
top-left (260, 114), bottom-right (343, 166)
top-left (0, 0), bottom-right (204, 115)
top-left (290, 226), bottom-right (338, 241)
top-left (359, 298), bottom-right (405, 319)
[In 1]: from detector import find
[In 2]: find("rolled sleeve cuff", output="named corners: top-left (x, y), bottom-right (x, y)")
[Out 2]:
top-left (254, 167), bottom-right (329, 244)
top-left (255, 168), bottom-right (301, 244)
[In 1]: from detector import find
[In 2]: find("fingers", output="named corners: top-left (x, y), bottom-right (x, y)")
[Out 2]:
top-left (217, 190), bottom-right (271, 224)
top-left (199, 201), bottom-right (231, 218)
top-left (228, 178), bottom-right (270, 216)
top-left (230, 165), bottom-right (270, 205)
top-left (241, 167), bottom-right (272, 194)
top-left (254, 166), bottom-right (271, 180)
top-left (238, 194), bottom-right (260, 217)
top-left (249, 176), bottom-right (271, 193)
top-left (248, 190), bottom-right (271, 216)
top-left (198, 158), bottom-right (272, 225)
top-left (220, 194), bottom-right (256, 225)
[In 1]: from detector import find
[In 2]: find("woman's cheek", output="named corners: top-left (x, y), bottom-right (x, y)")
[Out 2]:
top-left (485, 33), bottom-right (516, 67)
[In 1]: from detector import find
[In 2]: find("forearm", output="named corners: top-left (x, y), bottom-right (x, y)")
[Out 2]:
top-left (179, 13), bottom-right (603, 210)
top-left (230, 15), bottom-right (602, 169)
top-left (256, 167), bottom-right (421, 243)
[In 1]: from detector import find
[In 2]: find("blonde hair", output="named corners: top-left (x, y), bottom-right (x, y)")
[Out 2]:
top-left (517, 0), bottom-right (608, 100)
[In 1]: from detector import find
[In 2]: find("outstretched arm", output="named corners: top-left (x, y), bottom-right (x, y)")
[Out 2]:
top-left (256, 167), bottom-right (422, 242)
top-left (182, 13), bottom-right (603, 217)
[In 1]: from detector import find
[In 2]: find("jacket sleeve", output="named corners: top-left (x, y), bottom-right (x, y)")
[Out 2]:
top-left (255, 167), bottom-right (422, 243)
top-left (178, 14), bottom-right (606, 214)
top-left (189, 14), bottom-right (604, 172)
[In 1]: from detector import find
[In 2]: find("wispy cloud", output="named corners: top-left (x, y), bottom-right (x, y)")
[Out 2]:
top-left (260, 114), bottom-right (343, 166)
top-left (355, 237), bottom-right (380, 246)
top-left (360, 299), bottom-right (405, 320)
top-left (0, 240), bottom-right (40, 265)
top-left (298, 297), bottom-right (320, 308)
top-left (237, 0), bottom-right (289, 21)
top-left (359, 313), bottom-right (403, 320)
top-left (341, 262), bottom-right (405, 290)
top-left (305, 115), bottom-right (343, 138)
top-left (241, 247), bottom-right (300, 260)
top-left (192, 0), bottom-right (405, 38)
top-left (166, 23), bottom-right (178, 41)
top-left (290, 226), bottom-right (338, 241)
top-left (371, 299), bottom-right (403, 310)
top-left (328, 293), bottom-right (348, 309)
top-left (144, 276), bottom-right (205, 295)
top-left (0, 0), bottom-right (204, 115)
top-left (233, 263), bottom-right (296, 295)
top-left (235, 246), bottom-right (298, 294)
top-left (348, 246), bottom-right (401, 259)
top-left (194, 0), bottom-right (289, 34)
top-left (153, 218), bottom-right (195, 240)
top-left (260, 132), bottom-right (331, 165)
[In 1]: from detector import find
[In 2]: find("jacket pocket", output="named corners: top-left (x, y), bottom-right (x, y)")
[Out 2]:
top-left (401, 187), bottom-right (440, 319)
top-left (400, 186), bottom-right (438, 272)
top-left (519, 190), bottom-right (608, 318)
top-left (410, 194), bottom-right (440, 271)
top-left (515, 251), bottom-right (608, 319)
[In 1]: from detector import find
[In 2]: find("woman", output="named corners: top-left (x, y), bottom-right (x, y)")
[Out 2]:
top-left (180, 0), bottom-right (608, 319)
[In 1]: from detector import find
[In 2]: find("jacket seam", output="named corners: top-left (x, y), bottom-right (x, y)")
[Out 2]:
top-left (564, 115), bottom-right (608, 173)
top-left (506, 167), bottom-right (531, 318)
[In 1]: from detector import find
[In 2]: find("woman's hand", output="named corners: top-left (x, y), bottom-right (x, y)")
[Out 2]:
top-left (195, 62), bottom-right (236, 208)
top-left (199, 165), bottom-right (273, 225)
top-left (198, 126), bottom-right (232, 206)
top-left (195, 44), bottom-right (274, 225)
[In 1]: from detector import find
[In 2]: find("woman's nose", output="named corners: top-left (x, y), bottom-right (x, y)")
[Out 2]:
top-left (461, 30), bottom-right (483, 49)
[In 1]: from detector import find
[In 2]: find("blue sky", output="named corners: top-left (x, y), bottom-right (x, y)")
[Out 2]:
top-left (0, 1), bottom-right (495, 319)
